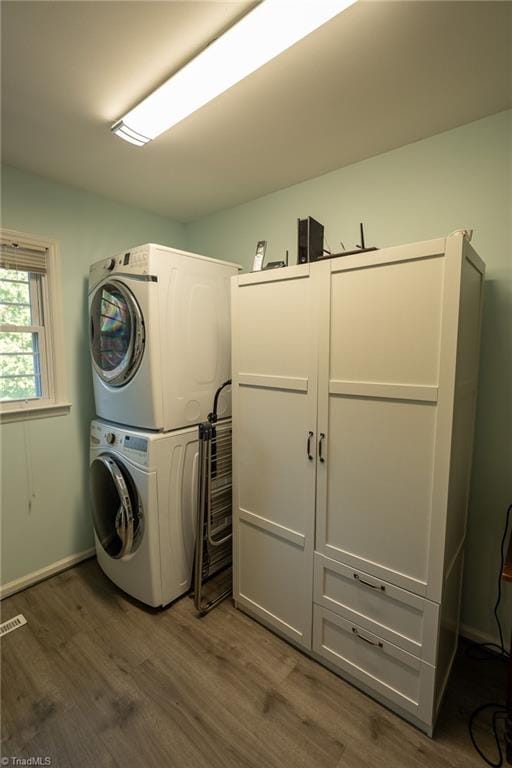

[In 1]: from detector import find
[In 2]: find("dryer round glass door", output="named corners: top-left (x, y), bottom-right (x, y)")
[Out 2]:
top-left (90, 455), bottom-right (144, 559)
top-left (89, 281), bottom-right (145, 387)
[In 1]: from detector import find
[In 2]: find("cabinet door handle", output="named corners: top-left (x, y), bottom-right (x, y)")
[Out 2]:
top-left (352, 627), bottom-right (383, 648)
top-left (319, 433), bottom-right (326, 463)
top-left (306, 431), bottom-right (314, 461)
top-left (353, 573), bottom-right (386, 592)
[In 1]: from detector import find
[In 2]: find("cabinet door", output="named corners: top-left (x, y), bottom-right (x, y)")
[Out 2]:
top-left (316, 240), bottom-right (459, 599)
top-left (232, 265), bottom-right (320, 649)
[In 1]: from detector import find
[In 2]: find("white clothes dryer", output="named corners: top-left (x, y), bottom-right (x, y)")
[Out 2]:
top-left (89, 419), bottom-right (198, 607)
top-left (88, 243), bottom-right (240, 431)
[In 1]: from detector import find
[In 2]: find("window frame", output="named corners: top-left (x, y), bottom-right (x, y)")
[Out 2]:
top-left (0, 228), bottom-right (70, 422)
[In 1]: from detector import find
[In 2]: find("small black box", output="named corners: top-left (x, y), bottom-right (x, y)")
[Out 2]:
top-left (297, 217), bottom-right (324, 264)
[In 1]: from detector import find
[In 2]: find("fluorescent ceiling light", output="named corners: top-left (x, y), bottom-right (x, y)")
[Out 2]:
top-left (112, 0), bottom-right (357, 146)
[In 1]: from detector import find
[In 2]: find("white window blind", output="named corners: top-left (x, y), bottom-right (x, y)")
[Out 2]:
top-left (0, 240), bottom-right (48, 274)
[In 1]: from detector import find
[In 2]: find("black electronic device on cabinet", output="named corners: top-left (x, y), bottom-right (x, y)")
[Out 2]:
top-left (297, 217), bottom-right (324, 264)
top-left (263, 250), bottom-right (289, 270)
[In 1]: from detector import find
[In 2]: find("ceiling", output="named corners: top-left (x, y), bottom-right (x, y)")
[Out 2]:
top-left (2, 1), bottom-right (511, 222)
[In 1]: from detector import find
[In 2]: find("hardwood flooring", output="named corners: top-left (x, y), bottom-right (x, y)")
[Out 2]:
top-left (1, 559), bottom-right (507, 767)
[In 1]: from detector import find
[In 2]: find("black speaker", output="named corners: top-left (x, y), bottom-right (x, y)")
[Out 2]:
top-left (297, 217), bottom-right (324, 264)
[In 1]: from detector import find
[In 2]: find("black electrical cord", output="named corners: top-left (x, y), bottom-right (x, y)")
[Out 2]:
top-left (493, 502), bottom-right (512, 655)
top-left (467, 502), bottom-right (511, 766)
top-left (469, 703), bottom-right (507, 767)
top-left (466, 503), bottom-right (511, 661)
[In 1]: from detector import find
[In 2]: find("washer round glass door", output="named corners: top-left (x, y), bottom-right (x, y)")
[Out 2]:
top-left (90, 281), bottom-right (145, 387)
top-left (90, 455), bottom-right (144, 559)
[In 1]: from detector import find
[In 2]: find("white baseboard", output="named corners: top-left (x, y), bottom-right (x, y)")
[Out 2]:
top-left (459, 621), bottom-right (511, 654)
top-left (0, 548), bottom-right (96, 600)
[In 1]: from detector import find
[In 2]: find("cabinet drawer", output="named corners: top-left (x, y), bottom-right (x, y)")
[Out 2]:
top-left (313, 605), bottom-right (435, 726)
top-left (314, 553), bottom-right (439, 664)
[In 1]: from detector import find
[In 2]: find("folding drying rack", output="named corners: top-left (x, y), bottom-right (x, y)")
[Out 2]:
top-left (194, 381), bottom-right (233, 615)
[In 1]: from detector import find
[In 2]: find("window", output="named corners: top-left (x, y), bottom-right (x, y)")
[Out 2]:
top-left (0, 229), bottom-right (69, 421)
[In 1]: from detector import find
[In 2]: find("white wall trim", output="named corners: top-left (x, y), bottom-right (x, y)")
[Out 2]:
top-left (0, 401), bottom-right (71, 423)
top-left (459, 622), bottom-right (511, 654)
top-left (0, 547), bottom-right (95, 600)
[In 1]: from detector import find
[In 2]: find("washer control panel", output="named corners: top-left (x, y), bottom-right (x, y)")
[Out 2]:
top-left (123, 435), bottom-right (148, 454)
top-left (122, 434), bottom-right (149, 466)
top-left (90, 423), bottom-right (149, 467)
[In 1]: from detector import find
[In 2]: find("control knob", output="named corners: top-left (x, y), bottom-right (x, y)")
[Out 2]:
top-left (105, 432), bottom-right (116, 445)
top-left (106, 258), bottom-right (116, 271)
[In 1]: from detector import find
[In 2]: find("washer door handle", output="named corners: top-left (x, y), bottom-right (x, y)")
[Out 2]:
top-left (115, 504), bottom-right (134, 559)
top-left (98, 455), bottom-right (135, 558)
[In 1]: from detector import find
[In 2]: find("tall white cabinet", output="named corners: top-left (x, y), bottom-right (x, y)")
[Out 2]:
top-left (231, 233), bottom-right (485, 735)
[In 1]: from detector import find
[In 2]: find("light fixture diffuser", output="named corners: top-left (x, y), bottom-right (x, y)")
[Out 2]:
top-left (112, 0), bottom-right (357, 146)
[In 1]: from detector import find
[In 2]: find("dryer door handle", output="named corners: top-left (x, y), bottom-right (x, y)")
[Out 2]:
top-left (98, 455), bottom-right (135, 558)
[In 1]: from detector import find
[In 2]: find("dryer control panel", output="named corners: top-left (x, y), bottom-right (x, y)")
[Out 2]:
top-left (88, 246), bottom-right (151, 290)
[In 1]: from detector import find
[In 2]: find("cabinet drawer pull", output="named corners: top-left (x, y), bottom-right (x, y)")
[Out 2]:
top-left (353, 573), bottom-right (386, 592)
top-left (306, 431), bottom-right (314, 460)
top-left (319, 433), bottom-right (326, 463)
top-left (352, 627), bottom-right (383, 648)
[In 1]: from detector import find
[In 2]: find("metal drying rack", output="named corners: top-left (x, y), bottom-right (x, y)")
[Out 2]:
top-left (194, 380), bottom-right (233, 615)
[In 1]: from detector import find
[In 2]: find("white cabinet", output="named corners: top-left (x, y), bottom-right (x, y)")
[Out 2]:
top-left (231, 233), bottom-right (485, 735)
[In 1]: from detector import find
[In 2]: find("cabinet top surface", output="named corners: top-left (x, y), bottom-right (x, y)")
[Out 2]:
top-left (233, 233), bottom-right (484, 287)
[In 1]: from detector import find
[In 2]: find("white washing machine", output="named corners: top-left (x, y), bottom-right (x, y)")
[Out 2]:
top-left (88, 243), bottom-right (240, 431)
top-left (89, 419), bottom-right (198, 607)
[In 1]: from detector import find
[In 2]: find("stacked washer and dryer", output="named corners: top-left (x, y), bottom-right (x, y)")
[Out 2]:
top-left (88, 243), bottom-right (240, 607)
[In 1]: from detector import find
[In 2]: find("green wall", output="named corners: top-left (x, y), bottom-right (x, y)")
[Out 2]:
top-left (0, 165), bottom-right (186, 588)
top-left (186, 110), bottom-right (512, 646)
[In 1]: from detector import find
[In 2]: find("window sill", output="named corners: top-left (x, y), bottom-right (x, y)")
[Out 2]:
top-left (0, 401), bottom-right (72, 424)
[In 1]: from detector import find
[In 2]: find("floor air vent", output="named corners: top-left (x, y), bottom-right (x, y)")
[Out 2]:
top-left (0, 613), bottom-right (27, 637)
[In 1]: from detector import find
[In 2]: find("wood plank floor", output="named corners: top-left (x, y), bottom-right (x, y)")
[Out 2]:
top-left (1, 559), bottom-right (507, 768)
